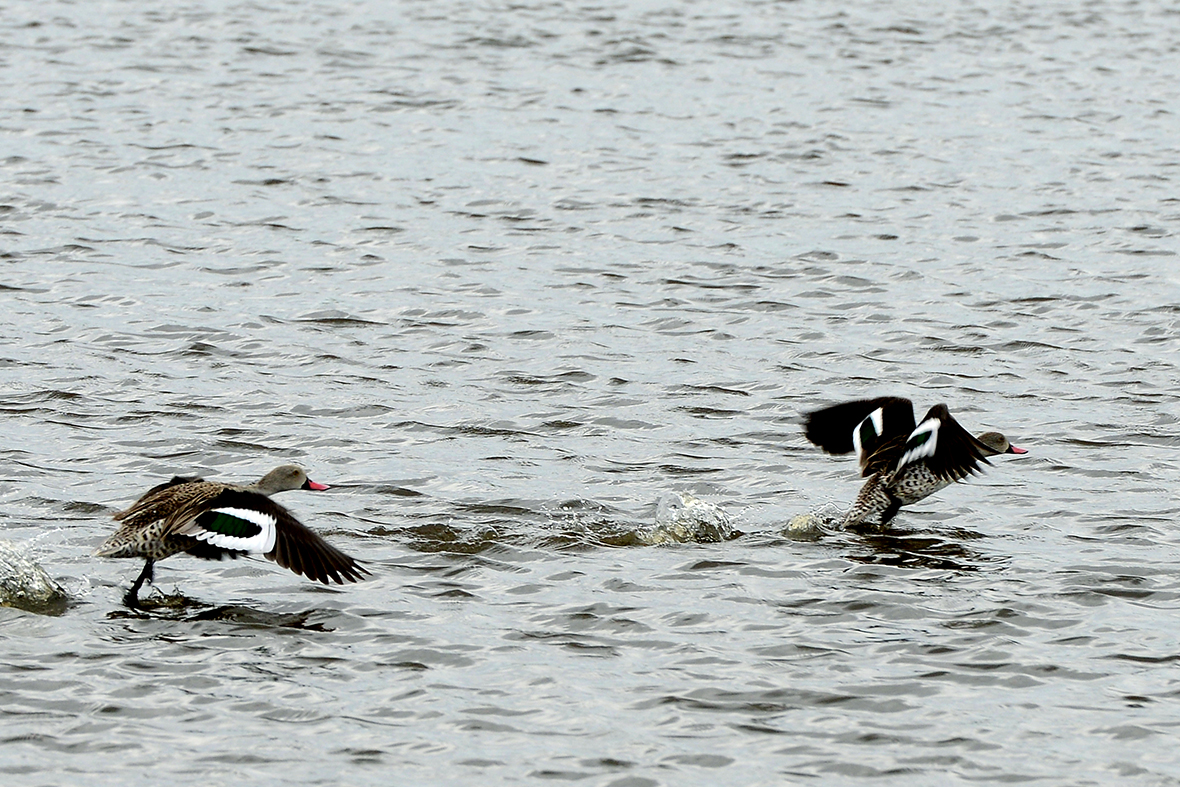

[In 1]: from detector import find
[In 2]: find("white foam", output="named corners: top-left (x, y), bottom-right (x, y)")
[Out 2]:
top-left (638, 492), bottom-right (735, 545)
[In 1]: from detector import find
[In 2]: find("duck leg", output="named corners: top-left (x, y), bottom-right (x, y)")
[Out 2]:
top-left (842, 475), bottom-right (894, 529)
top-left (879, 498), bottom-right (903, 527)
top-left (124, 559), bottom-right (155, 607)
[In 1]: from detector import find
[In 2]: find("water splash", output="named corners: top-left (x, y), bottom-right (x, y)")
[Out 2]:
top-left (0, 539), bottom-right (68, 615)
top-left (636, 492), bottom-right (736, 545)
top-left (783, 502), bottom-right (845, 541)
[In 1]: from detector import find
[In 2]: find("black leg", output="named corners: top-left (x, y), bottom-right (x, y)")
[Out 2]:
top-left (124, 559), bottom-right (155, 607)
top-left (880, 498), bottom-right (902, 526)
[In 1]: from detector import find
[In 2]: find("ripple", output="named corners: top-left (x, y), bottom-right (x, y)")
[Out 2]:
top-left (2, 0), bottom-right (1179, 784)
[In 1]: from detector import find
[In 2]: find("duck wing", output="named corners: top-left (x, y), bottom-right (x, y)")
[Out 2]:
top-left (267, 513), bottom-right (371, 585)
top-left (171, 488), bottom-right (368, 585)
top-left (896, 404), bottom-right (992, 483)
top-left (803, 397), bottom-right (917, 476)
top-left (113, 476), bottom-right (212, 525)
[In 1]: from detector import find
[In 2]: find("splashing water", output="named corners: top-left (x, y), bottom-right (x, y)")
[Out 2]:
top-left (636, 492), bottom-right (736, 545)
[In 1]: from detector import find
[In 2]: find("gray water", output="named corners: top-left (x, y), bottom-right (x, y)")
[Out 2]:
top-left (2, 0), bottom-right (1179, 784)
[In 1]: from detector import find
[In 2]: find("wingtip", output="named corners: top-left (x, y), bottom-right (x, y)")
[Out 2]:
top-left (331, 560), bottom-right (371, 585)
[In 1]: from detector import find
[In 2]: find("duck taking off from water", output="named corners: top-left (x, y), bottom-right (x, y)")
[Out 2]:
top-left (803, 397), bottom-right (1027, 530)
top-left (97, 465), bottom-right (368, 606)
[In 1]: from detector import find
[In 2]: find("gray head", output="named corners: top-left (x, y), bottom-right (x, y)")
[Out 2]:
top-left (250, 465), bottom-right (330, 495)
top-left (976, 432), bottom-right (1028, 456)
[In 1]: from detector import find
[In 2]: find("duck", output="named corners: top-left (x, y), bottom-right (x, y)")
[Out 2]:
top-left (803, 397), bottom-right (1027, 529)
top-left (96, 465), bottom-right (369, 606)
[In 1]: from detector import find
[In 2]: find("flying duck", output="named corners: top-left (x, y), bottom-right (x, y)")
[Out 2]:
top-left (803, 397), bottom-right (1027, 529)
top-left (96, 465), bottom-right (369, 606)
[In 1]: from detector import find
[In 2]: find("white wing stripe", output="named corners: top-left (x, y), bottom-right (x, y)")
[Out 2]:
top-left (193, 507), bottom-right (278, 553)
top-left (898, 419), bottom-right (940, 469)
top-left (852, 406), bottom-right (885, 461)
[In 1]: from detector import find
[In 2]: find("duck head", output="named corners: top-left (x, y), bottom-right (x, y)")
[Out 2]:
top-left (252, 465), bottom-right (331, 495)
top-left (976, 432), bottom-right (1028, 456)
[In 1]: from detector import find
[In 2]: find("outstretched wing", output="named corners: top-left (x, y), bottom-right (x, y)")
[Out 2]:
top-left (267, 515), bottom-right (370, 585)
top-left (172, 488), bottom-right (368, 585)
top-left (896, 404), bottom-right (992, 483)
top-left (803, 397), bottom-right (916, 476)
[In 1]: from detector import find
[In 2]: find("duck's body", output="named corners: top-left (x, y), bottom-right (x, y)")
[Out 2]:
top-left (803, 397), bottom-right (1026, 529)
top-left (97, 465), bottom-right (368, 606)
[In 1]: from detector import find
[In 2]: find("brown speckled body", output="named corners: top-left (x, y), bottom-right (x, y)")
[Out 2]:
top-left (97, 465), bottom-right (367, 606)
top-left (97, 479), bottom-right (242, 561)
top-left (98, 530), bottom-right (196, 562)
top-left (843, 464), bottom-right (954, 530)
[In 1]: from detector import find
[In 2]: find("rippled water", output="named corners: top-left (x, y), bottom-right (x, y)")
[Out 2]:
top-left (2, 0), bottom-right (1179, 784)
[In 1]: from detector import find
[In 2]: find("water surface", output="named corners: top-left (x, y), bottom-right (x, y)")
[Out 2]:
top-left (2, 0), bottom-right (1179, 784)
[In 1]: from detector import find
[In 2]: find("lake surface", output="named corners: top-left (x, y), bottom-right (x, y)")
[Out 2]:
top-left (2, 0), bottom-right (1179, 784)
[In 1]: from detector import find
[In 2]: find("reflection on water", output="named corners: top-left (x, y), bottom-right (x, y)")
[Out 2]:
top-left (106, 598), bottom-right (336, 631)
top-left (845, 529), bottom-right (1000, 573)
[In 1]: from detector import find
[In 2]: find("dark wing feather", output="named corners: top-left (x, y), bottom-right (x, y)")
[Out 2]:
top-left (172, 488), bottom-right (368, 584)
top-left (185, 541), bottom-right (246, 561)
top-left (803, 397), bottom-right (917, 477)
top-left (911, 404), bottom-right (992, 483)
top-left (860, 434), bottom-right (909, 477)
top-left (264, 504), bottom-right (369, 585)
top-left (803, 397), bottom-right (915, 454)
